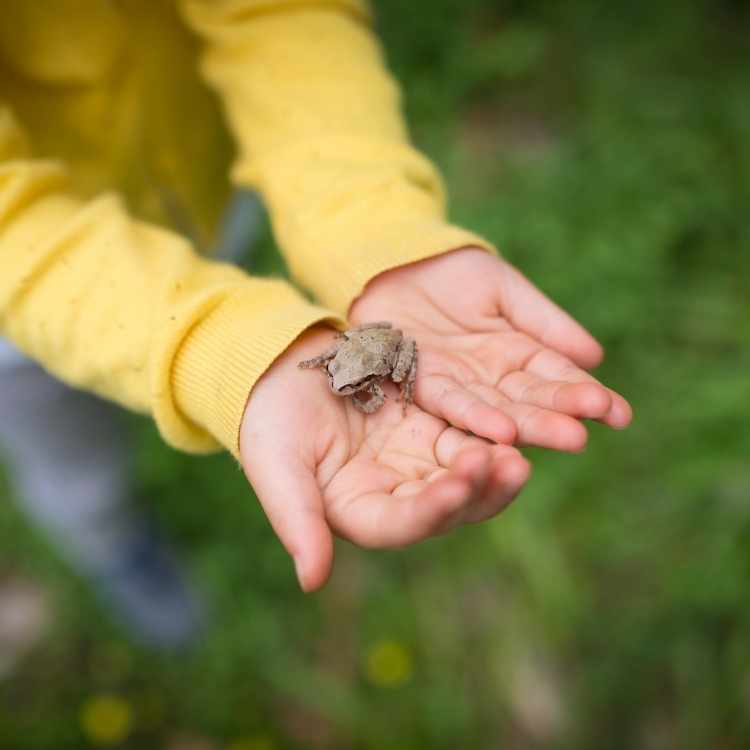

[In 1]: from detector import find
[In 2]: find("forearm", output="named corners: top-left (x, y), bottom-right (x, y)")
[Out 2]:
top-left (0, 110), bottom-right (339, 457)
top-left (181, 0), bottom-right (495, 315)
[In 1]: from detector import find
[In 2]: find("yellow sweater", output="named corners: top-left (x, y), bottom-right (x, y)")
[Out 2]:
top-left (0, 0), bottom-right (492, 459)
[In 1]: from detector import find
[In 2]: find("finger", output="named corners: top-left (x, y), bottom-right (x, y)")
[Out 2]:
top-left (403, 444), bottom-right (494, 506)
top-left (332, 474), bottom-right (474, 548)
top-left (461, 452), bottom-right (531, 524)
top-left (467, 383), bottom-right (589, 452)
top-left (451, 445), bottom-right (492, 498)
top-left (331, 445), bottom-right (492, 548)
top-left (420, 446), bottom-right (528, 531)
top-left (242, 451), bottom-right (333, 593)
top-left (498, 371), bottom-right (612, 419)
top-left (499, 261), bottom-right (604, 369)
top-left (524, 349), bottom-right (633, 429)
top-left (419, 374), bottom-right (517, 444)
top-left (331, 445), bottom-right (530, 548)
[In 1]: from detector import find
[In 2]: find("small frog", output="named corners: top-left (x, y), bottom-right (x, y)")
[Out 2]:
top-left (298, 322), bottom-right (417, 414)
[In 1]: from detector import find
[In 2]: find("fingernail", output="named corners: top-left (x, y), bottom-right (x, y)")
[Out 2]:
top-left (293, 555), bottom-right (309, 593)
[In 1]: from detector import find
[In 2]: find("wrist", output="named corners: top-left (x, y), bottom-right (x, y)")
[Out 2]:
top-left (350, 245), bottom-right (491, 320)
top-left (165, 287), bottom-right (340, 460)
top-left (240, 323), bottom-right (339, 463)
top-left (250, 323), bottom-right (339, 378)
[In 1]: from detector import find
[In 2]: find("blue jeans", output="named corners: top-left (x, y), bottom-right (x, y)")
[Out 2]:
top-left (0, 191), bottom-right (261, 577)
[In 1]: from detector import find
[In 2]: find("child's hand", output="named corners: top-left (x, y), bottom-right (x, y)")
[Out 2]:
top-left (240, 326), bottom-right (530, 592)
top-left (350, 248), bottom-right (632, 452)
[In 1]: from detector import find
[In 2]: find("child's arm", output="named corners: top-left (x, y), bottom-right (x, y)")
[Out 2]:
top-left (0, 104), bottom-right (337, 458)
top-left (181, 1), bottom-right (632, 449)
top-left (180, 0), bottom-right (494, 315)
top-left (0, 105), bottom-right (531, 592)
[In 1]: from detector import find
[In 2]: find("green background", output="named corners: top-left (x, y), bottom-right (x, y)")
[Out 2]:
top-left (1, 0), bottom-right (749, 747)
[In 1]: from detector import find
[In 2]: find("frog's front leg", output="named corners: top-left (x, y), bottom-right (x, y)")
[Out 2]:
top-left (297, 344), bottom-right (340, 370)
top-left (352, 383), bottom-right (386, 414)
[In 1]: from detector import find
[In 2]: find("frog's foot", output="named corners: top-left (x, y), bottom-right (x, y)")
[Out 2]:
top-left (352, 383), bottom-right (386, 414)
top-left (298, 345), bottom-right (339, 369)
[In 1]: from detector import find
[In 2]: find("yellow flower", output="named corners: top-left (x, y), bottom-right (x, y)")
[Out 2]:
top-left (88, 643), bottom-right (133, 683)
top-left (226, 737), bottom-right (275, 750)
top-left (365, 639), bottom-right (414, 687)
top-left (80, 694), bottom-right (133, 746)
top-left (136, 690), bottom-right (165, 731)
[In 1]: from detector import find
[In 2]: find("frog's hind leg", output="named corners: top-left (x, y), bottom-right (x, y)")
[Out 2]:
top-left (392, 338), bottom-right (417, 414)
top-left (297, 345), bottom-right (339, 370)
top-left (352, 383), bottom-right (386, 414)
top-left (391, 337), bottom-right (415, 382)
top-left (401, 354), bottom-right (417, 413)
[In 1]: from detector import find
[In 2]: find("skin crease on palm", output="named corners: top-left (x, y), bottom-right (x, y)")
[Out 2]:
top-left (241, 248), bottom-right (632, 592)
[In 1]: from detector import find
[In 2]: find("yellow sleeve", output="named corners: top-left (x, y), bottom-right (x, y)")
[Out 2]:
top-left (180, 0), bottom-right (495, 315)
top-left (0, 106), bottom-right (339, 458)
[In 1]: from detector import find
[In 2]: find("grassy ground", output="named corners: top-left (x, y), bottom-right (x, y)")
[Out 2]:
top-left (1, 1), bottom-right (749, 747)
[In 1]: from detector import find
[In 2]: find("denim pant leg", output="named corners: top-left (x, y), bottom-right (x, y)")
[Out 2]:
top-left (0, 190), bottom-right (262, 570)
top-left (0, 340), bottom-right (137, 572)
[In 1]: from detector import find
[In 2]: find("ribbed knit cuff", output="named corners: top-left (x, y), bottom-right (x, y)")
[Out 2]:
top-left (158, 284), bottom-right (341, 459)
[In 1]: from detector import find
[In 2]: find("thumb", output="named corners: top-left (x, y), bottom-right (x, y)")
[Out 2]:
top-left (241, 447), bottom-right (334, 593)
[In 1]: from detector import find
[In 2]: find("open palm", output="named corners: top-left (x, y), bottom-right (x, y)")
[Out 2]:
top-left (241, 327), bottom-right (530, 592)
top-left (350, 249), bottom-right (632, 452)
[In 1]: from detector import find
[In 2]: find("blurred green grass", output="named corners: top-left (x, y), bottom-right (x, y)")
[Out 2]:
top-left (1, 0), bottom-right (749, 748)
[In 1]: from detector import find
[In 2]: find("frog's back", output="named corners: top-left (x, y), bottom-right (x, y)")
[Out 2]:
top-left (352, 331), bottom-right (399, 374)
